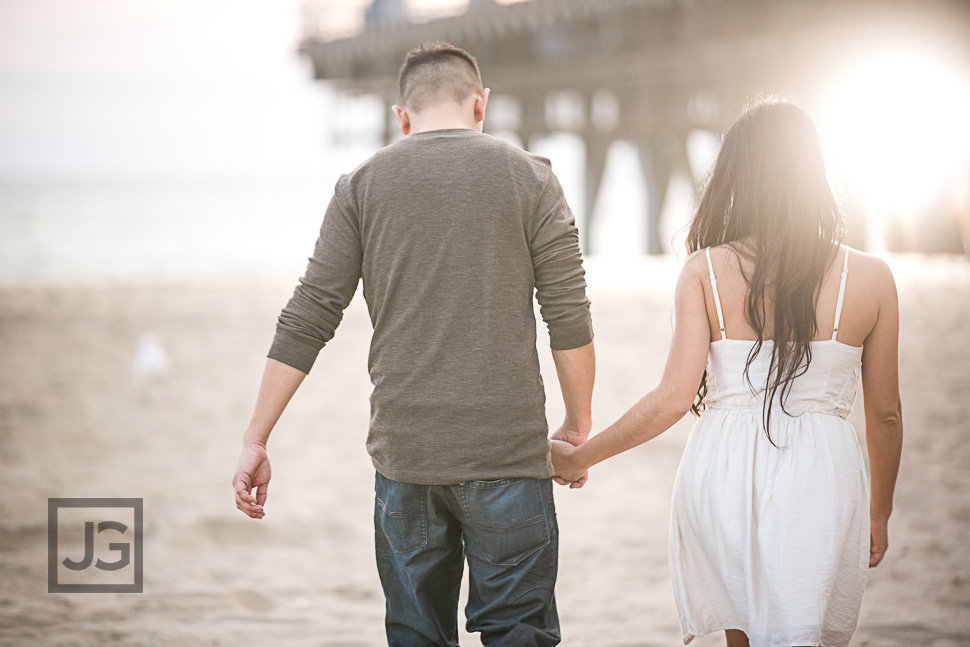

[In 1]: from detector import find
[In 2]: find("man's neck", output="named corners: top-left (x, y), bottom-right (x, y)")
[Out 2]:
top-left (409, 121), bottom-right (478, 134)
top-left (408, 105), bottom-right (480, 134)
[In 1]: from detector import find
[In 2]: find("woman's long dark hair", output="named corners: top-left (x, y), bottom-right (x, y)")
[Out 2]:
top-left (687, 99), bottom-right (845, 443)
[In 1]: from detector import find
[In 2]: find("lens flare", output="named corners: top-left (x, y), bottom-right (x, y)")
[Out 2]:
top-left (823, 47), bottom-right (970, 212)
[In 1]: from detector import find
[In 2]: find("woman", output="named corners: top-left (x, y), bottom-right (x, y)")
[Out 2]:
top-left (552, 99), bottom-right (903, 647)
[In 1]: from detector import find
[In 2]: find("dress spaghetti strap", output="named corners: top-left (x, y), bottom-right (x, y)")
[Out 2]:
top-left (831, 246), bottom-right (850, 341)
top-left (705, 247), bottom-right (727, 340)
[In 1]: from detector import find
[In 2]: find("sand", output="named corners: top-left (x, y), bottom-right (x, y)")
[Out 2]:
top-left (1, 254), bottom-right (968, 646)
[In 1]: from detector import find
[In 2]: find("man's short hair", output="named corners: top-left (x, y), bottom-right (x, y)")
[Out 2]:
top-left (398, 42), bottom-right (483, 113)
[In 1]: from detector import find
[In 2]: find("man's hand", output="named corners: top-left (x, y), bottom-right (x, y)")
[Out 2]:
top-left (550, 421), bottom-right (590, 488)
top-left (551, 439), bottom-right (588, 486)
top-left (233, 359), bottom-right (306, 519)
top-left (550, 422), bottom-right (589, 447)
top-left (233, 442), bottom-right (271, 519)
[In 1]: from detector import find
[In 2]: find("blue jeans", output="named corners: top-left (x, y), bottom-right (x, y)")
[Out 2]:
top-left (374, 472), bottom-right (560, 647)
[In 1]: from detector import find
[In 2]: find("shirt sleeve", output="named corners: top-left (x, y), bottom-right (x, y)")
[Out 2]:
top-left (267, 181), bottom-right (362, 373)
top-left (528, 168), bottom-right (594, 350)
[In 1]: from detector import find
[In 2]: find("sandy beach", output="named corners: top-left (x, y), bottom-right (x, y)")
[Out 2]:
top-left (1, 254), bottom-right (969, 646)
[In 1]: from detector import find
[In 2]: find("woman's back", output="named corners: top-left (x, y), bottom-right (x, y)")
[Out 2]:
top-left (700, 240), bottom-right (890, 348)
top-left (700, 242), bottom-right (872, 417)
top-left (700, 240), bottom-right (886, 346)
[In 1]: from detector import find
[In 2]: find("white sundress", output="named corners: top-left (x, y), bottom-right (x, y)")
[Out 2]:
top-left (669, 246), bottom-right (870, 647)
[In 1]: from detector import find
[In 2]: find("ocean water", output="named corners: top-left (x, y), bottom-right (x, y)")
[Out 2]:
top-left (0, 179), bottom-right (335, 284)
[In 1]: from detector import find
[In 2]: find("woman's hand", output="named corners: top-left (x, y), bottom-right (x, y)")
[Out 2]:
top-left (869, 514), bottom-right (889, 567)
top-left (550, 421), bottom-right (591, 487)
top-left (551, 439), bottom-right (588, 487)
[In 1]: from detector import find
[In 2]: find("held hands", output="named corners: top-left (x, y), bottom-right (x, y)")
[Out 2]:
top-left (550, 421), bottom-right (589, 447)
top-left (233, 442), bottom-right (271, 519)
top-left (550, 439), bottom-right (589, 487)
top-left (550, 419), bottom-right (591, 488)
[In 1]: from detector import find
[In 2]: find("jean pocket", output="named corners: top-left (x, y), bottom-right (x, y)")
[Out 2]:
top-left (375, 473), bottom-right (428, 554)
top-left (459, 478), bottom-right (551, 566)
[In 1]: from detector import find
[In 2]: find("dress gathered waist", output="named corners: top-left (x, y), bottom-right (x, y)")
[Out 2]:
top-left (704, 402), bottom-right (851, 419)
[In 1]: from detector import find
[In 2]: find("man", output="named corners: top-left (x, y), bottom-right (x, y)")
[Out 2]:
top-left (233, 42), bottom-right (595, 646)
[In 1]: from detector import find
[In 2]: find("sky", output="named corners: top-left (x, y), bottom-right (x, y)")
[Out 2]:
top-left (0, 0), bottom-right (534, 181)
top-left (0, 0), bottom-right (337, 180)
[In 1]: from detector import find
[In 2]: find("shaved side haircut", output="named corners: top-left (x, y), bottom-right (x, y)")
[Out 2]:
top-left (398, 42), bottom-right (483, 113)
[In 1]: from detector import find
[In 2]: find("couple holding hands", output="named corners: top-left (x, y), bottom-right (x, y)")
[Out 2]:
top-left (233, 43), bottom-right (902, 647)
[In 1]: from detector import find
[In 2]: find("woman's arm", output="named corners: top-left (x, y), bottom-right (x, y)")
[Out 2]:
top-left (552, 254), bottom-right (711, 480)
top-left (860, 258), bottom-right (903, 567)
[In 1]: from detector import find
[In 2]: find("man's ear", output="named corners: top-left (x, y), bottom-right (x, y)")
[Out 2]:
top-left (392, 104), bottom-right (410, 135)
top-left (473, 88), bottom-right (490, 126)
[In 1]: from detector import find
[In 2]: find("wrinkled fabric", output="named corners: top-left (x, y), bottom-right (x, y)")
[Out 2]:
top-left (670, 339), bottom-right (869, 647)
top-left (269, 129), bottom-right (592, 484)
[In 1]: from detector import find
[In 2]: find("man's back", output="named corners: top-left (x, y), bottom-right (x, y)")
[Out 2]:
top-left (235, 43), bottom-right (594, 646)
top-left (269, 128), bottom-right (593, 484)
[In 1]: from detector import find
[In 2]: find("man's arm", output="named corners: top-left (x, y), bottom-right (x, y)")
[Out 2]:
top-left (529, 167), bottom-right (594, 354)
top-left (234, 182), bottom-right (362, 518)
top-left (528, 165), bottom-right (595, 486)
top-left (233, 359), bottom-right (306, 519)
top-left (550, 342), bottom-right (595, 488)
top-left (551, 343), bottom-right (595, 440)
top-left (268, 182), bottom-right (363, 374)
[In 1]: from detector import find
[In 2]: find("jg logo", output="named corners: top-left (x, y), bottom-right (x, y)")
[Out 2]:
top-left (48, 498), bottom-right (143, 593)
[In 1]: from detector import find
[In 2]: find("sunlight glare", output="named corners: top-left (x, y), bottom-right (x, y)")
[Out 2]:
top-left (823, 47), bottom-right (970, 211)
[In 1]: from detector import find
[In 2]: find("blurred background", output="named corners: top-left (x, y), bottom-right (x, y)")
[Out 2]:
top-left (2, 0), bottom-right (969, 283)
top-left (1, 1), bottom-right (969, 646)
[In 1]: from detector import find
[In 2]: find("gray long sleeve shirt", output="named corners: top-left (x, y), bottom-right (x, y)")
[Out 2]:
top-left (268, 128), bottom-right (593, 484)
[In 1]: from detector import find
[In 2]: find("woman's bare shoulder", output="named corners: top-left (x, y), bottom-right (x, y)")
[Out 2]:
top-left (675, 250), bottom-right (711, 295)
top-left (682, 248), bottom-right (707, 267)
top-left (680, 249), bottom-right (710, 279)
top-left (847, 247), bottom-right (897, 296)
